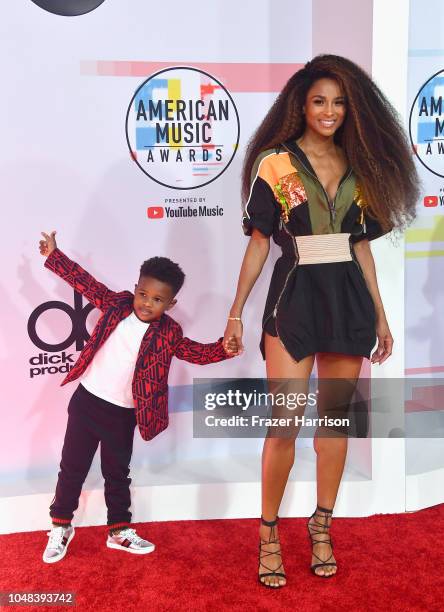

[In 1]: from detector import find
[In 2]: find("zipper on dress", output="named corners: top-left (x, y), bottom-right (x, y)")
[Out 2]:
top-left (272, 269), bottom-right (293, 319)
top-left (274, 265), bottom-right (296, 355)
top-left (349, 239), bottom-right (366, 279)
top-left (282, 143), bottom-right (352, 227)
top-left (265, 223), bottom-right (299, 354)
top-left (273, 224), bottom-right (298, 315)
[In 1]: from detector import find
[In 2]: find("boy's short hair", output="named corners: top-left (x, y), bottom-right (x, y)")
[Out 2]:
top-left (139, 257), bottom-right (185, 296)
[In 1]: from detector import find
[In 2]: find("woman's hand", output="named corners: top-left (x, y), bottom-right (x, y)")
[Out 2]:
top-left (39, 231), bottom-right (57, 257)
top-left (371, 315), bottom-right (393, 365)
top-left (223, 319), bottom-right (244, 356)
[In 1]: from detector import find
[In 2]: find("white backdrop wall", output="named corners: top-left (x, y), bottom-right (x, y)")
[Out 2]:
top-left (405, 0), bottom-right (444, 509)
top-left (0, 0), bottom-right (311, 513)
top-left (2, 0), bottom-right (428, 533)
top-left (405, 0), bottom-right (444, 377)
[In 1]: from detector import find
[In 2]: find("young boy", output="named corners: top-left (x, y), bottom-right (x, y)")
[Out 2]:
top-left (39, 231), bottom-right (236, 563)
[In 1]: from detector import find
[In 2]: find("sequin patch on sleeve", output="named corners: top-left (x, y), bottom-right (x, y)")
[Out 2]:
top-left (353, 182), bottom-right (370, 233)
top-left (274, 172), bottom-right (307, 223)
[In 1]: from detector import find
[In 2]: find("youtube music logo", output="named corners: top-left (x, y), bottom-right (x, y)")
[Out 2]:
top-left (146, 201), bottom-right (224, 220)
top-left (424, 196), bottom-right (438, 207)
top-left (423, 192), bottom-right (444, 207)
top-left (147, 206), bottom-right (164, 219)
top-left (423, 196), bottom-right (438, 207)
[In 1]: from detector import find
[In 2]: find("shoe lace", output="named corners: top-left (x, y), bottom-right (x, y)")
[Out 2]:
top-left (308, 509), bottom-right (334, 565)
top-left (118, 528), bottom-right (142, 544)
top-left (309, 510), bottom-right (332, 535)
top-left (47, 527), bottom-right (65, 549)
top-left (259, 522), bottom-right (284, 575)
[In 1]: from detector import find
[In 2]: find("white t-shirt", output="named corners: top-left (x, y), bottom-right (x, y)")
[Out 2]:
top-left (81, 312), bottom-right (150, 408)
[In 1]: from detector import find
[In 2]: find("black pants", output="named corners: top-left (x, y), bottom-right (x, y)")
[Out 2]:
top-left (49, 384), bottom-right (137, 527)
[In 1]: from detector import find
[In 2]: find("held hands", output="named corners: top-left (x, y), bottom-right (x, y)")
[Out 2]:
top-left (39, 231), bottom-right (57, 257)
top-left (223, 319), bottom-right (244, 356)
top-left (371, 315), bottom-right (393, 365)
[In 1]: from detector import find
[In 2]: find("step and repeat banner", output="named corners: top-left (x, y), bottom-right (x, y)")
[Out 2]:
top-left (5, 1), bottom-right (436, 522)
top-left (406, 0), bottom-right (444, 379)
top-left (404, 0), bottom-right (444, 498)
top-left (0, 0), bottom-right (312, 499)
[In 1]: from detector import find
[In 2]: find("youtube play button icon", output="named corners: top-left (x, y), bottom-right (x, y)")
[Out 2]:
top-left (147, 206), bottom-right (164, 219)
top-left (423, 196), bottom-right (438, 207)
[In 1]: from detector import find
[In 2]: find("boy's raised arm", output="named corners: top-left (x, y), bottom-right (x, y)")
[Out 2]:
top-left (40, 231), bottom-right (117, 311)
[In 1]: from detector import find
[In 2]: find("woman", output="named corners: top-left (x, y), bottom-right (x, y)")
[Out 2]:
top-left (223, 54), bottom-right (419, 587)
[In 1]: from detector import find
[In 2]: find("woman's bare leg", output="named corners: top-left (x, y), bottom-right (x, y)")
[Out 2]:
top-left (308, 352), bottom-right (363, 576)
top-left (259, 333), bottom-right (314, 587)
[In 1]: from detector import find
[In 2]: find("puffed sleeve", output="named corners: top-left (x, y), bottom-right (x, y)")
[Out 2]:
top-left (350, 182), bottom-right (393, 243)
top-left (242, 155), bottom-right (280, 237)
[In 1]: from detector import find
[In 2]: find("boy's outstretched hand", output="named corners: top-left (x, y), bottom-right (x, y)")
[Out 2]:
top-left (39, 231), bottom-right (57, 257)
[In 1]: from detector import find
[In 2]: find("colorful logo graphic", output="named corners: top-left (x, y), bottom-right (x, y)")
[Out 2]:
top-left (31, 0), bottom-right (106, 16)
top-left (125, 66), bottom-right (240, 190)
top-left (147, 206), bottom-right (164, 219)
top-left (409, 68), bottom-right (444, 178)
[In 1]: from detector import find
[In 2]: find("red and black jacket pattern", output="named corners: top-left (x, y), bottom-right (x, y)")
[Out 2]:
top-left (44, 249), bottom-right (231, 441)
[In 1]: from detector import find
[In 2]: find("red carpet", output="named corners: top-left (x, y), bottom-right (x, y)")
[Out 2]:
top-left (0, 505), bottom-right (443, 612)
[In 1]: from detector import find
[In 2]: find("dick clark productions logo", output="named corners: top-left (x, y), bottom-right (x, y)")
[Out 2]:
top-left (27, 291), bottom-right (93, 378)
top-left (125, 66), bottom-right (240, 190)
top-left (409, 68), bottom-right (444, 178)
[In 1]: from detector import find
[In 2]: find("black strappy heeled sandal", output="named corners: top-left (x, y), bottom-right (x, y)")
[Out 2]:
top-left (258, 516), bottom-right (287, 588)
top-left (307, 504), bottom-right (337, 578)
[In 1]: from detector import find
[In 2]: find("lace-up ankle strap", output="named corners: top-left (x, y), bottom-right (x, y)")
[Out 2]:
top-left (260, 516), bottom-right (279, 528)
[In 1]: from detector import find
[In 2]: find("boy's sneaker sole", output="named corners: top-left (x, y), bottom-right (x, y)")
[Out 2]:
top-left (106, 540), bottom-right (155, 555)
top-left (43, 527), bottom-right (75, 564)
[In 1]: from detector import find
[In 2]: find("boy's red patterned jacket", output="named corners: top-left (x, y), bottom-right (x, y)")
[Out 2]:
top-left (44, 249), bottom-right (230, 441)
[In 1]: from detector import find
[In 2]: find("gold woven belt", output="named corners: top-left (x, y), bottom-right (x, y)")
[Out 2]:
top-left (295, 233), bottom-right (352, 265)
